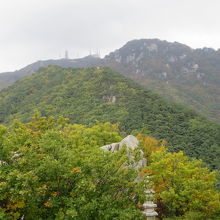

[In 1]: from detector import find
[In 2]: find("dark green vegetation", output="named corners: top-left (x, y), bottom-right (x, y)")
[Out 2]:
top-left (0, 66), bottom-right (220, 171)
top-left (1, 116), bottom-right (219, 219)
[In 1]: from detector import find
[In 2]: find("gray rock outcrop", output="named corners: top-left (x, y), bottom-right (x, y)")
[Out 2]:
top-left (101, 135), bottom-right (139, 152)
top-left (100, 135), bottom-right (146, 170)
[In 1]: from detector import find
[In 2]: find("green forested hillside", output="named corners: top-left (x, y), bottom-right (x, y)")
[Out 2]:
top-left (0, 66), bottom-right (220, 169)
top-left (2, 39), bottom-right (220, 123)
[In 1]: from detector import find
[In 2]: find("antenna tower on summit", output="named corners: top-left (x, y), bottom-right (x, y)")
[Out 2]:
top-left (65, 50), bottom-right (69, 59)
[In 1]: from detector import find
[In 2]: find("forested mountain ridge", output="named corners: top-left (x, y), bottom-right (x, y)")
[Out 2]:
top-left (104, 39), bottom-right (220, 123)
top-left (0, 66), bottom-right (220, 170)
top-left (0, 55), bottom-right (101, 90)
top-left (1, 39), bottom-right (220, 123)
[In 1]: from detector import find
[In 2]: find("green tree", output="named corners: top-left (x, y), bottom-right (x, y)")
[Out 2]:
top-left (1, 66), bottom-right (220, 170)
top-left (137, 134), bottom-right (166, 162)
top-left (147, 147), bottom-right (220, 219)
top-left (0, 116), bottom-right (146, 219)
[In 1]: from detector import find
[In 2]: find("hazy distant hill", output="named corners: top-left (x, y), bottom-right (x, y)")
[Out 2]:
top-left (0, 66), bottom-right (220, 169)
top-left (105, 39), bottom-right (220, 123)
top-left (0, 55), bottom-right (102, 89)
top-left (1, 39), bottom-right (220, 123)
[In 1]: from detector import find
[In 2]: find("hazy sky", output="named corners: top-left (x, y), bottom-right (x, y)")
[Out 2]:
top-left (1, 0), bottom-right (220, 72)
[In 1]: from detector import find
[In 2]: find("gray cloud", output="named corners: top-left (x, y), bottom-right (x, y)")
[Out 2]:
top-left (1, 0), bottom-right (220, 72)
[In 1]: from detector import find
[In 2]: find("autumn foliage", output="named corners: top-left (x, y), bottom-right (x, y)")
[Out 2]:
top-left (0, 116), bottom-right (146, 219)
top-left (0, 116), bottom-right (220, 219)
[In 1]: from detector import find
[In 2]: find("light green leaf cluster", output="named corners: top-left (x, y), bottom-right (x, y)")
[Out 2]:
top-left (0, 116), bottom-right (145, 219)
top-left (147, 147), bottom-right (220, 219)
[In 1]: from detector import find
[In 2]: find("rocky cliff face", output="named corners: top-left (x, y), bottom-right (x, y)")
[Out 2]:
top-left (104, 39), bottom-right (220, 85)
top-left (103, 39), bottom-right (220, 122)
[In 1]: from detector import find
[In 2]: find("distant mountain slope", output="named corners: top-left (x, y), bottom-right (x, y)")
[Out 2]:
top-left (1, 39), bottom-right (220, 123)
top-left (0, 56), bottom-right (102, 89)
top-left (0, 66), bottom-right (220, 170)
top-left (104, 39), bottom-right (220, 123)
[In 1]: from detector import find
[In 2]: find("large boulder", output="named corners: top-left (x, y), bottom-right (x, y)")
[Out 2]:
top-left (120, 135), bottom-right (139, 150)
top-left (100, 135), bottom-right (139, 152)
top-left (100, 135), bottom-right (146, 169)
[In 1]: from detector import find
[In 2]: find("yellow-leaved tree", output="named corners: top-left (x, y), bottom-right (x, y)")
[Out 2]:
top-left (148, 147), bottom-right (220, 219)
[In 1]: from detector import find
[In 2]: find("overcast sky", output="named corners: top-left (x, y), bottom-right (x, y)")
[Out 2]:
top-left (1, 0), bottom-right (220, 72)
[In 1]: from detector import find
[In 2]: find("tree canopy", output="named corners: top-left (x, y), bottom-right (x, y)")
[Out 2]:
top-left (0, 115), bottom-right (146, 219)
top-left (0, 116), bottom-right (220, 219)
top-left (140, 138), bottom-right (220, 219)
top-left (0, 66), bottom-right (220, 170)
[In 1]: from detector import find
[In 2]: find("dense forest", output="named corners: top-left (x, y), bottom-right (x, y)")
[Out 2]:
top-left (0, 116), bottom-right (219, 219)
top-left (0, 66), bottom-right (220, 172)
top-left (1, 66), bottom-right (220, 219)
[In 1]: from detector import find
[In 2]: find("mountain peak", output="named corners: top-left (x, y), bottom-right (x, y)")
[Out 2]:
top-left (1, 38), bottom-right (220, 123)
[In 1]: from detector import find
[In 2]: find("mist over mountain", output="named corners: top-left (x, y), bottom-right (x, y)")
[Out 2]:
top-left (2, 1), bottom-right (220, 218)
top-left (1, 39), bottom-right (220, 123)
